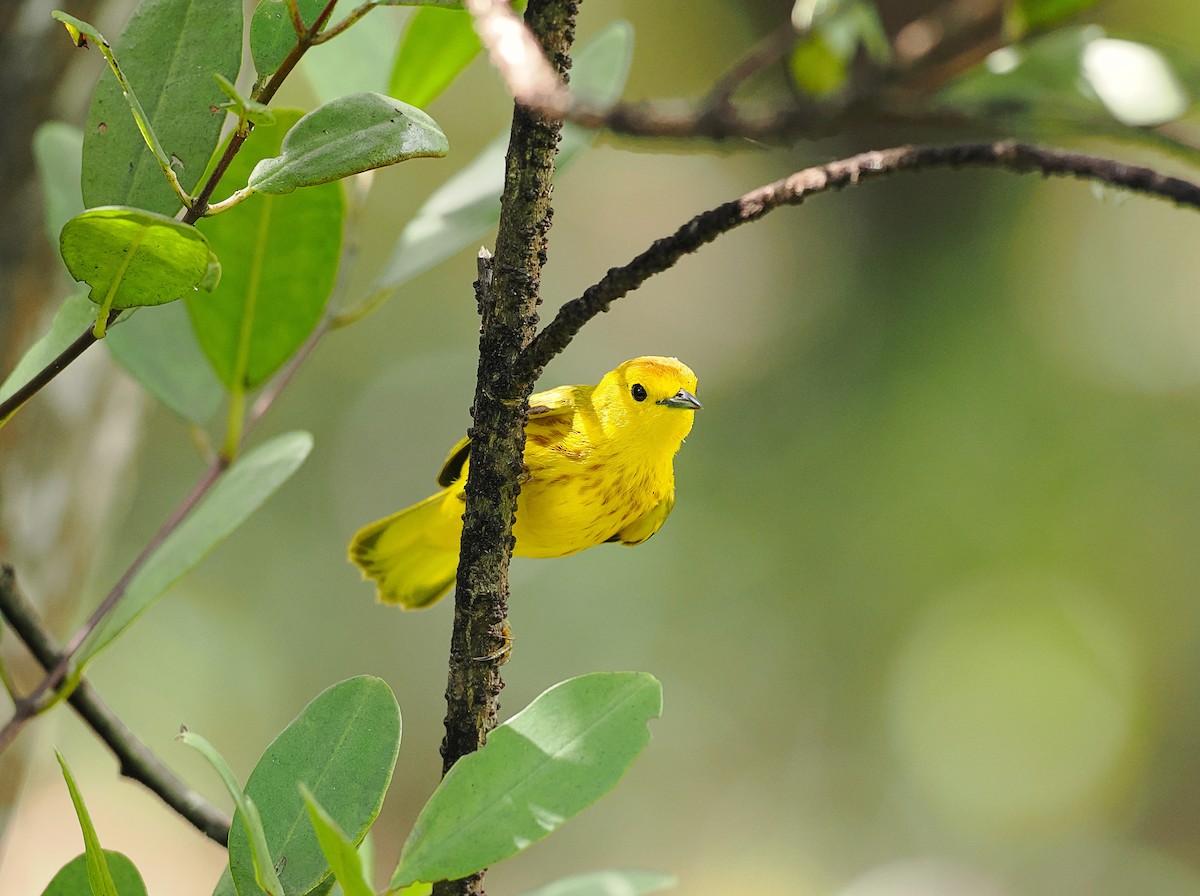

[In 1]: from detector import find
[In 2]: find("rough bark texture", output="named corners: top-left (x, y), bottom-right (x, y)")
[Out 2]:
top-left (434, 2), bottom-right (578, 894)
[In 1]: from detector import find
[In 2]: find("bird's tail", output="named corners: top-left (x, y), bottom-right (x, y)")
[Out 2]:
top-left (349, 490), bottom-right (461, 609)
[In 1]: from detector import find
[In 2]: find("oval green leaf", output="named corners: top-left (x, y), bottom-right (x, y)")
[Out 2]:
top-left (60, 207), bottom-right (217, 326)
top-left (229, 676), bottom-right (401, 896)
top-left (82, 0), bottom-right (242, 215)
top-left (190, 110), bottom-right (344, 390)
top-left (390, 672), bottom-right (662, 889)
top-left (41, 851), bottom-right (147, 896)
top-left (515, 870), bottom-right (677, 896)
top-left (76, 431), bottom-right (313, 667)
top-left (247, 93), bottom-right (448, 195)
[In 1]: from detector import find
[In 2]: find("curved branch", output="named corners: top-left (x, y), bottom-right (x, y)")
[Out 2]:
top-left (517, 140), bottom-right (1200, 380)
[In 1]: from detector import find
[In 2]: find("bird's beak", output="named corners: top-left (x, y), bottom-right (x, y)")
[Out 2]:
top-left (657, 389), bottom-right (702, 410)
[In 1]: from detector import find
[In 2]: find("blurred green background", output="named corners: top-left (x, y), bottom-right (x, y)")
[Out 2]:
top-left (6, 1), bottom-right (1200, 894)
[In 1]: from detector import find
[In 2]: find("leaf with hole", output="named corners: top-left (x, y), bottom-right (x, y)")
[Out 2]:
top-left (59, 207), bottom-right (219, 335)
top-left (390, 672), bottom-right (662, 889)
top-left (247, 92), bottom-right (448, 195)
top-left (81, 0), bottom-right (241, 215)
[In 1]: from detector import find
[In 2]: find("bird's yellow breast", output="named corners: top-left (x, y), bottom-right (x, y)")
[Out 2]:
top-left (512, 438), bottom-right (674, 558)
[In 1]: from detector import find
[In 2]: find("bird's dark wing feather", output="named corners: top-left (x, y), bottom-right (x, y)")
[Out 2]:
top-left (435, 384), bottom-right (583, 487)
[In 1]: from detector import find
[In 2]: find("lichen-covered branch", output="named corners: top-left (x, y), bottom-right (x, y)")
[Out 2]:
top-left (435, 2), bottom-right (578, 895)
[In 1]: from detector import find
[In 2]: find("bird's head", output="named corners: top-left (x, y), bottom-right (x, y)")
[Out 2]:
top-left (595, 356), bottom-right (701, 447)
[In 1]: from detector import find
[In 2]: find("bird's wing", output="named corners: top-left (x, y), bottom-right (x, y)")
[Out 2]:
top-left (610, 488), bottom-right (676, 546)
top-left (435, 384), bottom-right (583, 487)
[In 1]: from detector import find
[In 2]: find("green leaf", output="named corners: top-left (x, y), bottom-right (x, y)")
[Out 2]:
top-left (300, 786), bottom-right (375, 896)
top-left (189, 110), bottom-right (344, 390)
top-left (0, 293), bottom-right (94, 414)
top-left (55, 751), bottom-right (120, 896)
top-left (33, 122), bottom-right (85, 249)
top-left (344, 22), bottom-right (631, 322)
top-left (76, 431), bottom-right (313, 666)
top-left (180, 730), bottom-right (284, 896)
top-left (515, 871), bottom-right (677, 896)
top-left (81, 0), bottom-right (242, 215)
top-left (247, 93), bottom-right (448, 195)
top-left (105, 302), bottom-right (225, 423)
top-left (789, 0), bottom-right (889, 95)
top-left (251, 0), bottom-right (331, 79)
top-left (789, 34), bottom-right (847, 97)
top-left (388, 4), bottom-right (515, 108)
top-left (390, 672), bottom-right (662, 889)
top-left (1007, 0), bottom-right (1100, 35)
top-left (41, 851), bottom-right (148, 896)
top-left (59, 207), bottom-right (217, 333)
top-left (229, 677), bottom-right (401, 896)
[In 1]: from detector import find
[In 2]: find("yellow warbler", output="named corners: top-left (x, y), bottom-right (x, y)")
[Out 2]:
top-left (349, 356), bottom-right (701, 609)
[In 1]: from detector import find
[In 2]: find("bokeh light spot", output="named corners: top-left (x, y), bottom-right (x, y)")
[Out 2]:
top-left (887, 573), bottom-right (1141, 832)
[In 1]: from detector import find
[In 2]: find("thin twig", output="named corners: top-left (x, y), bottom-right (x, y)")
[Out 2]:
top-left (312, 0), bottom-right (377, 45)
top-left (0, 309), bottom-right (117, 425)
top-left (0, 566), bottom-right (231, 844)
top-left (517, 140), bottom-right (1200, 381)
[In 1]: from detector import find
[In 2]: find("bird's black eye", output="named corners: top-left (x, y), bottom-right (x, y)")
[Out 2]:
top-left (631, 383), bottom-right (648, 402)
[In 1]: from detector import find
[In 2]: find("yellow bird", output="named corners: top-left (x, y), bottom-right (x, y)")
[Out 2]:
top-left (349, 356), bottom-right (702, 609)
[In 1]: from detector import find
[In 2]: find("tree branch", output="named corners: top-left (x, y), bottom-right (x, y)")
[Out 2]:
top-left (0, 565), bottom-right (231, 844)
top-left (517, 140), bottom-right (1200, 381)
top-left (435, 1), bottom-right (577, 894)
